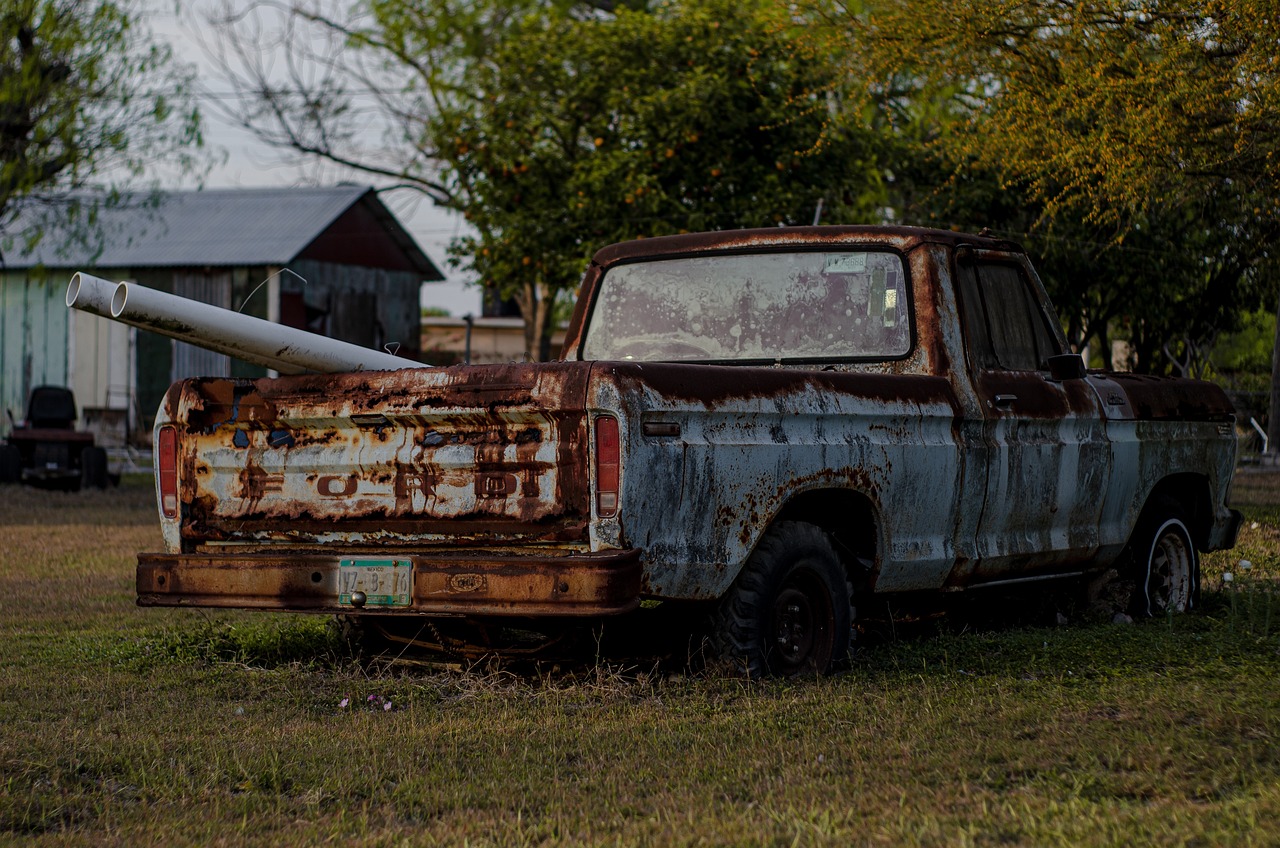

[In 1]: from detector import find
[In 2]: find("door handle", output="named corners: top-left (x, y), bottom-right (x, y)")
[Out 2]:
top-left (992, 394), bottom-right (1018, 410)
top-left (642, 421), bottom-right (681, 437)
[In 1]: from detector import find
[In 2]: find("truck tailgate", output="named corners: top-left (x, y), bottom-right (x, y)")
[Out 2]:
top-left (162, 363), bottom-right (593, 549)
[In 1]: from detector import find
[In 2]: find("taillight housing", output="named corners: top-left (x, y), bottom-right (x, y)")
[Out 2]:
top-left (594, 415), bottom-right (620, 518)
top-left (158, 426), bottom-right (179, 519)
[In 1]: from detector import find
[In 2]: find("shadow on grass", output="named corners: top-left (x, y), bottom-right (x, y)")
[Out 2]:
top-left (851, 584), bottom-right (1280, 688)
top-left (107, 581), bottom-right (1280, 689)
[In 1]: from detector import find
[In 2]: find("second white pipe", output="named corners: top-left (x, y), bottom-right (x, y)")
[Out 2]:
top-left (111, 280), bottom-right (422, 374)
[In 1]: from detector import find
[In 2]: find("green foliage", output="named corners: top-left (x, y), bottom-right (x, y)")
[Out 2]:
top-left (1213, 309), bottom-right (1275, 374)
top-left (839, 0), bottom-right (1280, 228)
top-left (431, 0), bottom-right (885, 357)
top-left (0, 0), bottom-right (201, 254)
top-left (883, 146), bottom-right (1274, 370)
top-left (124, 617), bottom-right (346, 671)
top-left (829, 0), bottom-right (1280, 373)
top-left (1206, 307), bottom-right (1275, 396)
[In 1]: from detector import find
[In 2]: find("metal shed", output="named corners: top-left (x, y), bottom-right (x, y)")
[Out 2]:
top-left (0, 186), bottom-right (442, 444)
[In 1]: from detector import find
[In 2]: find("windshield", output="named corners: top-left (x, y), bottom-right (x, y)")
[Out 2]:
top-left (582, 251), bottom-right (911, 362)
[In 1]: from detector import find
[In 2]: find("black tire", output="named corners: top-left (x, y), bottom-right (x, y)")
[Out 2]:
top-left (0, 444), bottom-right (20, 484)
top-left (711, 521), bottom-right (853, 677)
top-left (80, 446), bottom-right (109, 490)
top-left (1130, 503), bottom-right (1199, 617)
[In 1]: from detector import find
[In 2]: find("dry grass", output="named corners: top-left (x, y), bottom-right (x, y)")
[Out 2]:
top-left (1, 477), bottom-right (1278, 846)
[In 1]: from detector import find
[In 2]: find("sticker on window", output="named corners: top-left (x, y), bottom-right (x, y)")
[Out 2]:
top-left (824, 254), bottom-right (868, 274)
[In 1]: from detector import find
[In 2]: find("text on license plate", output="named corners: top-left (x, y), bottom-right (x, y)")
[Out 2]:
top-left (337, 559), bottom-right (412, 607)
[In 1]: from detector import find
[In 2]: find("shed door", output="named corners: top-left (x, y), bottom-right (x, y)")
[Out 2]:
top-left (171, 272), bottom-right (232, 380)
top-left (956, 258), bottom-right (1111, 580)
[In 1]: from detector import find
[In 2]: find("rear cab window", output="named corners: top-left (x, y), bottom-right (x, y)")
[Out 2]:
top-left (582, 251), bottom-right (912, 363)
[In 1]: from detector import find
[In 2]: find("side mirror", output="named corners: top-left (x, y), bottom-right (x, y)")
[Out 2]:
top-left (1047, 353), bottom-right (1087, 381)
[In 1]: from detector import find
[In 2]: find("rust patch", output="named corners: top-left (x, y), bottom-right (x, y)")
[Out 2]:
top-left (137, 548), bottom-right (642, 616)
top-left (588, 225), bottom-right (1020, 272)
top-left (168, 362), bottom-right (594, 545)
top-left (598, 361), bottom-right (959, 413)
top-left (1108, 374), bottom-right (1235, 421)
top-left (448, 573), bottom-right (488, 593)
top-left (317, 475), bottom-right (358, 497)
top-left (238, 462), bottom-right (284, 500)
top-left (475, 472), bottom-right (519, 499)
top-left (975, 371), bottom-right (1070, 419)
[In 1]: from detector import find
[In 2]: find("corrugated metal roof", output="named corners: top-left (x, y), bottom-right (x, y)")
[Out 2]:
top-left (2, 185), bottom-right (441, 277)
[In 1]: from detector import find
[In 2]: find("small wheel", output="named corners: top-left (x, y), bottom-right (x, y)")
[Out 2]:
top-left (1131, 507), bottom-right (1198, 616)
top-left (80, 446), bottom-right (109, 490)
top-left (711, 521), bottom-right (852, 677)
top-left (0, 444), bottom-right (20, 484)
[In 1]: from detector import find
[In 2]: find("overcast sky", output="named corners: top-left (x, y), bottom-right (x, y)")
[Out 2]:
top-left (144, 0), bottom-right (482, 316)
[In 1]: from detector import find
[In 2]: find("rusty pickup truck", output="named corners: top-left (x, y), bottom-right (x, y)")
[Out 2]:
top-left (133, 226), bottom-right (1241, 675)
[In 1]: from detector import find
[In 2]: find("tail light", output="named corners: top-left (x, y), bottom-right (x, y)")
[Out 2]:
top-left (158, 426), bottom-right (179, 519)
top-left (594, 415), bottom-right (620, 518)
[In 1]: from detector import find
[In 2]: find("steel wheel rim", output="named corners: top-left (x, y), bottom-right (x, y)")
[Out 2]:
top-left (769, 569), bottom-right (834, 675)
top-left (1150, 525), bottom-right (1192, 613)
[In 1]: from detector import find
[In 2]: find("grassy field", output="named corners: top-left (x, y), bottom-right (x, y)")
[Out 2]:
top-left (1, 475), bottom-right (1278, 846)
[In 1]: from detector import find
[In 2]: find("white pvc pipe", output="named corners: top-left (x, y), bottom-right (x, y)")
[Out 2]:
top-left (111, 280), bottom-right (422, 374)
top-left (66, 272), bottom-right (118, 317)
top-left (67, 273), bottom-right (424, 375)
top-left (70, 273), bottom-right (311, 374)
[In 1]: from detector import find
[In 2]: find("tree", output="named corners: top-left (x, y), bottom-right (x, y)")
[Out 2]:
top-left (210, 0), bottom-right (884, 359)
top-left (823, 0), bottom-right (1280, 373)
top-left (433, 0), bottom-right (885, 357)
top-left (891, 147), bottom-right (1276, 372)
top-left (0, 0), bottom-right (201, 257)
top-left (831, 0), bottom-right (1280, 228)
top-left (204, 0), bottom-right (644, 212)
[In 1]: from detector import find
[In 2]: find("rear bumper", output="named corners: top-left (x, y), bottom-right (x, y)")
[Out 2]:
top-left (137, 549), bottom-right (643, 617)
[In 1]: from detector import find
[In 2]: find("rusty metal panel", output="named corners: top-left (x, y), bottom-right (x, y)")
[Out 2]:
top-left (137, 548), bottom-right (642, 616)
top-left (159, 362), bottom-right (595, 550)
top-left (587, 362), bottom-right (966, 598)
top-left (1102, 373), bottom-right (1236, 421)
top-left (1086, 375), bottom-right (1238, 554)
top-left (1103, 418), bottom-right (1240, 548)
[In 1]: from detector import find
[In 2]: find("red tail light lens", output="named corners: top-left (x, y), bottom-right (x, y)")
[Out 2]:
top-left (594, 415), bottom-right (620, 518)
top-left (158, 426), bottom-right (179, 519)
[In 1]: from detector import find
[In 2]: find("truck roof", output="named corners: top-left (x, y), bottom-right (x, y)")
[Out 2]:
top-left (589, 225), bottom-right (1025, 268)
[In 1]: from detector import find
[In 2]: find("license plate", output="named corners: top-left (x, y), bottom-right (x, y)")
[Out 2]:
top-left (337, 559), bottom-right (412, 607)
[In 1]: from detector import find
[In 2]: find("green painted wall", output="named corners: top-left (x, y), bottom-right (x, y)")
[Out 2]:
top-left (0, 270), bottom-right (70, 432)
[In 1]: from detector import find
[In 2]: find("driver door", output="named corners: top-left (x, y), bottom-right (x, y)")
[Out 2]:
top-left (955, 254), bottom-right (1111, 581)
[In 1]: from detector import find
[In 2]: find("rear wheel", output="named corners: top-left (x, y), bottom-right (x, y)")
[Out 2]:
top-left (1131, 505), bottom-right (1198, 616)
top-left (711, 521), bottom-right (852, 677)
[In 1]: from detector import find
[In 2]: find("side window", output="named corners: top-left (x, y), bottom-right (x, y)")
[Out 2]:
top-left (955, 262), bottom-right (994, 369)
top-left (958, 260), bottom-right (1059, 372)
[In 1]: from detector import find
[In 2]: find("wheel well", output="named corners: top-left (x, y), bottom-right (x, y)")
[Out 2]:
top-left (775, 489), bottom-right (877, 586)
top-left (1143, 473), bottom-right (1213, 548)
